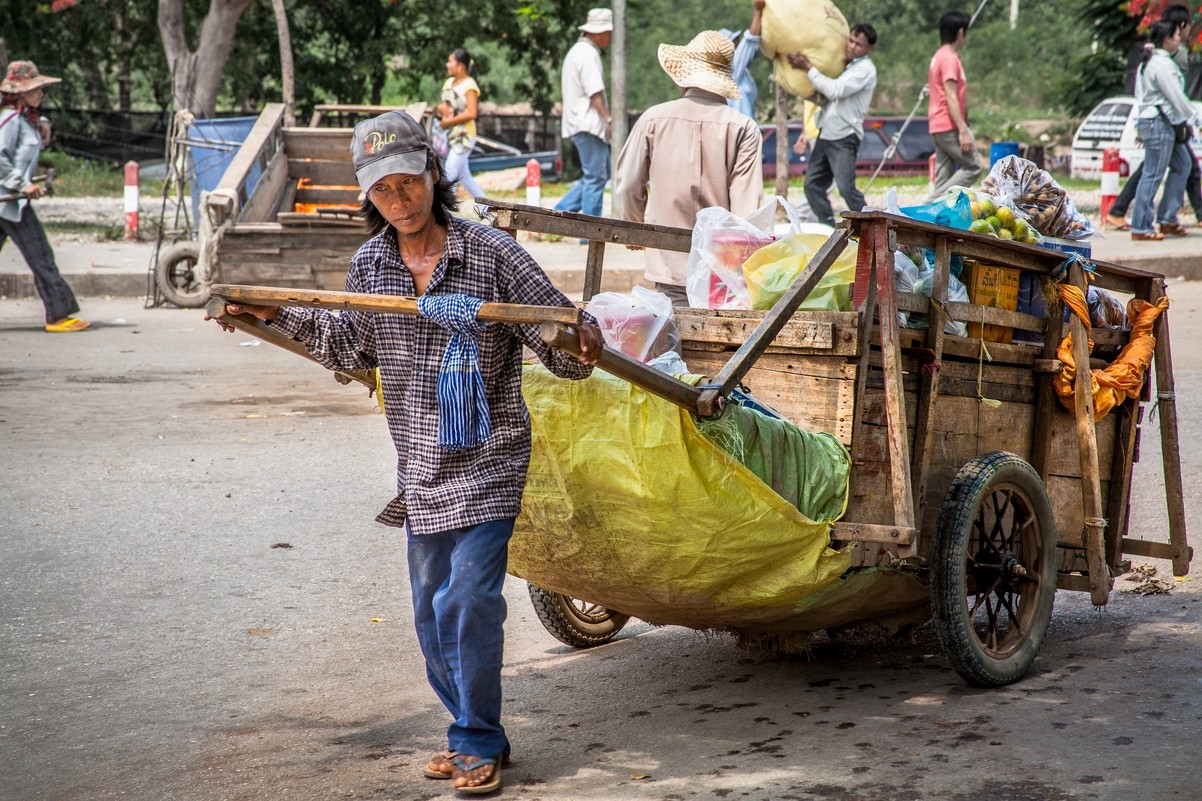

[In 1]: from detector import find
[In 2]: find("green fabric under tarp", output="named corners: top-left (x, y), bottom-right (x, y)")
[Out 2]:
top-left (512, 365), bottom-right (855, 632)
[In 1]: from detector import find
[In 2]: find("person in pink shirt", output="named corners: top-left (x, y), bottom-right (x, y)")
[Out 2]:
top-left (927, 10), bottom-right (981, 199)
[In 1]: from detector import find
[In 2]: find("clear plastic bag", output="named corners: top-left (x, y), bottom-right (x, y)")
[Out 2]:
top-left (894, 250), bottom-right (921, 328)
top-left (741, 233), bottom-right (859, 311)
top-left (909, 261), bottom-right (970, 337)
top-left (980, 155), bottom-right (1095, 240)
top-left (685, 197), bottom-right (809, 309)
top-left (586, 286), bottom-right (681, 363)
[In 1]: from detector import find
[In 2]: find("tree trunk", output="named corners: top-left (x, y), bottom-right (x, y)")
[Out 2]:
top-left (270, 0), bottom-right (295, 126)
top-left (610, 0), bottom-right (627, 218)
top-left (158, 0), bottom-right (255, 117)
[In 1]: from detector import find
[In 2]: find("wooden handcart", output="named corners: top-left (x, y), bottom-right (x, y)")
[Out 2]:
top-left (483, 201), bottom-right (1192, 687)
top-left (207, 199), bottom-right (1191, 688)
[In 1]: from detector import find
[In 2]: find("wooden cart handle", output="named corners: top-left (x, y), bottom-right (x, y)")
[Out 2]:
top-left (210, 284), bottom-right (583, 327)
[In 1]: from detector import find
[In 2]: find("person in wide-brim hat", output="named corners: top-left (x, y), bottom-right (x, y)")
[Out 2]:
top-left (657, 30), bottom-right (741, 100)
top-left (1, 61), bottom-right (62, 95)
top-left (577, 7), bottom-right (613, 34)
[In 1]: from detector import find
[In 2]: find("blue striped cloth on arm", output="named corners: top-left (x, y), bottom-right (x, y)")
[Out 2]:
top-left (416, 293), bottom-right (490, 450)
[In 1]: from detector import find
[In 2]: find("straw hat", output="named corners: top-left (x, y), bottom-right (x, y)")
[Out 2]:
top-left (1, 61), bottom-right (62, 94)
top-left (578, 8), bottom-right (614, 34)
top-left (657, 31), bottom-right (741, 100)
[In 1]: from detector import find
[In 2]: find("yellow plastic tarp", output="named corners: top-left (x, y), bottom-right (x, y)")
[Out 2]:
top-left (513, 366), bottom-right (853, 633)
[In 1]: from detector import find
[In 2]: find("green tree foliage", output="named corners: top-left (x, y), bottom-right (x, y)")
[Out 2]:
top-left (1060, 0), bottom-right (1142, 115)
top-left (1, 0), bottom-right (167, 110)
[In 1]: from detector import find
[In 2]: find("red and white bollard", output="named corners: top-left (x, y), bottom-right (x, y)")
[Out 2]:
top-left (525, 158), bottom-right (541, 207)
top-left (123, 161), bottom-right (139, 241)
top-left (1100, 147), bottom-right (1120, 221)
top-left (927, 152), bottom-right (938, 196)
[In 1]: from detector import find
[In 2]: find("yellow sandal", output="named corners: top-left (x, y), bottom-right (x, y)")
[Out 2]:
top-left (45, 317), bottom-right (91, 333)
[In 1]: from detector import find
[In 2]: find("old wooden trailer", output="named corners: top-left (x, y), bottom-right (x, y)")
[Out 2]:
top-left (206, 199), bottom-right (1191, 688)
top-left (482, 201), bottom-right (1191, 687)
top-left (160, 103), bottom-right (424, 308)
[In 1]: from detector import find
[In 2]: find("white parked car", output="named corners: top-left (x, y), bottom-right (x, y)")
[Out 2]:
top-left (1071, 95), bottom-right (1202, 179)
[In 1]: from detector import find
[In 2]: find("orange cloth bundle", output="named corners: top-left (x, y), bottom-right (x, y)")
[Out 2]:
top-left (1053, 283), bottom-right (1169, 420)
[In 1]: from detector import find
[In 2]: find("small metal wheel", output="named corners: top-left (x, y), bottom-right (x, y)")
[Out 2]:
top-left (931, 451), bottom-right (1057, 687)
top-left (527, 583), bottom-right (630, 648)
top-left (154, 241), bottom-right (207, 308)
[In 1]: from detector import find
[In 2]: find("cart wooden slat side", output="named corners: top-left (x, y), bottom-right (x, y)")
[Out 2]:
top-left (484, 201), bottom-right (1191, 594)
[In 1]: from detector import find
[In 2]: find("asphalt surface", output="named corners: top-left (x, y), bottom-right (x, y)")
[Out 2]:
top-left (2, 291), bottom-right (1201, 801)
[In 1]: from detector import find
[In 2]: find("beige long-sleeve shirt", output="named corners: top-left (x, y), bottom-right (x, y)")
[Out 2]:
top-left (614, 89), bottom-right (764, 285)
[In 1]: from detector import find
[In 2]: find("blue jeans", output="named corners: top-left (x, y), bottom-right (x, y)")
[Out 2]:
top-left (1131, 117), bottom-right (1192, 234)
top-left (804, 134), bottom-right (865, 226)
top-left (555, 133), bottom-right (609, 217)
top-left (407, 518), bottom-right (514, 759)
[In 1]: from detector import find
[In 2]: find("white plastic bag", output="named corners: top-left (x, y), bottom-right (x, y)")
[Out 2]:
top-left (685, 197), bottom-right (809, 309)
top-left (586, 286), bottom-right (680, 363)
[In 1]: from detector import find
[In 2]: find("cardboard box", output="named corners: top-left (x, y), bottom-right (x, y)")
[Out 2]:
top-left (960, 259), bottom-right (1020, 343)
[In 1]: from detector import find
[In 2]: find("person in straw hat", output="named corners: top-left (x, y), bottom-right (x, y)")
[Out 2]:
top-left (0, 60), bottom-right (89, 332)
top-left (555, 8), bottom-right (614, 223)
top-left (614, 30), bottom-right (764, 305)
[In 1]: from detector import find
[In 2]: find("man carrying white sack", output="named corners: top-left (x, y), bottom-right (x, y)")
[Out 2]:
top-left (787, 23), bottom-right (877, 227)
top-left (614, 30), bottom-right (764, 306)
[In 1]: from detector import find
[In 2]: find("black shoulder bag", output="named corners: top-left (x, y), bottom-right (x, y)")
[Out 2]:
top-left (1157, 106), bottom-right (1192, 144)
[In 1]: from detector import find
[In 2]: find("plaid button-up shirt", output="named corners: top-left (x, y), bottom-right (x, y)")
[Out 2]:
top-left (271, 217), bottom-right (594, 534)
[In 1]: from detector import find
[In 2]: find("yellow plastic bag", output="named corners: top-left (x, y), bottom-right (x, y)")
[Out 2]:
top-left (742, 233), bottom-right (858, 311)
top-left (761, 0), bottom-right (849, 100)
top-left (514, 366), bottom-right (851, 633)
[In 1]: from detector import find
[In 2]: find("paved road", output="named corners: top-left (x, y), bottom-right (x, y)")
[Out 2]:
top-left (1, 296), bottom-right (1200, 801)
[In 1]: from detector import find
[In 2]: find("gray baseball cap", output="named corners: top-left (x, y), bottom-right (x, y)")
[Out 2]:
top-left (350, 110), bottom-right (430, 192)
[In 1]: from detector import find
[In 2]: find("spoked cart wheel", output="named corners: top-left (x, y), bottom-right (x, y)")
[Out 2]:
top-left (527, 583), bottom-right (630, 648)
top-left (154, 241), bottom-right (208, 308)
top-left (930, 451), bottom-right (1058, 687)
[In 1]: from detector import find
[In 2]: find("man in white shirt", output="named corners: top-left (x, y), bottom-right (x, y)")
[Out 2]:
top-left (555, 8), bottom-right (613, 220)
top-left (787, 23), bottom-right (877, 227)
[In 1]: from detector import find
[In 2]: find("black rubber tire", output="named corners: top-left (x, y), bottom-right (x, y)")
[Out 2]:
top-left (154, 241), bottom-right (208, 308)
top-left (930, 451), bottom-right (1058, 687)
top-left (527, 583), bottom-right (630, 648)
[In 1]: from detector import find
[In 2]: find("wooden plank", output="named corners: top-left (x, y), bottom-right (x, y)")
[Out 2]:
top-left (849, 242), bottom-right (879, 462)
top-left (238, 147), bottom-right (291, 224)
top-left (682, 351), bottom-right (855, 443)
top-left (583, 239), bottom-right (605, 301)
top-left (1056, 573), bottom-right (1093, 593)
top-left (1148, 282), bottom-right (1191, 576)
top-left (211, 284), bottom-right (584, 326)
top-left (276, 212), bottom-right (362, 227)
top-left (1121, 537), bottom-right (1194, 563)
top-left (221, 226), bottom-right (367, 251)
top-left (1068, 260), bottom-right (1109, 606)
top-left (830, 522), bottom-right (916, 545)
top-left (294, 186), bottom-right (361, 204)
top-left (873, 221), bottom-right (915, 529)
top-left (215, 104), bottom-right (286, 199)
top-left (282, 128), bottom-right (352, 161)
top-left (288, 159), bottom-right (357, 186)
top-left (488, 200), bottom-right (693, 252)
top-left (911, 235), bottom-right (950, 526)
top-left (675, 308), bottom-right (857, 355)
top-left (1105, 399), bottom-right (1140, 566)
top-left (697, 228), bottom-right (852, 415)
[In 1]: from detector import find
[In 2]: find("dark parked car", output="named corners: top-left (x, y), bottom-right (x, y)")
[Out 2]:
top-left (760, 116), bottom-right (933, 179)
